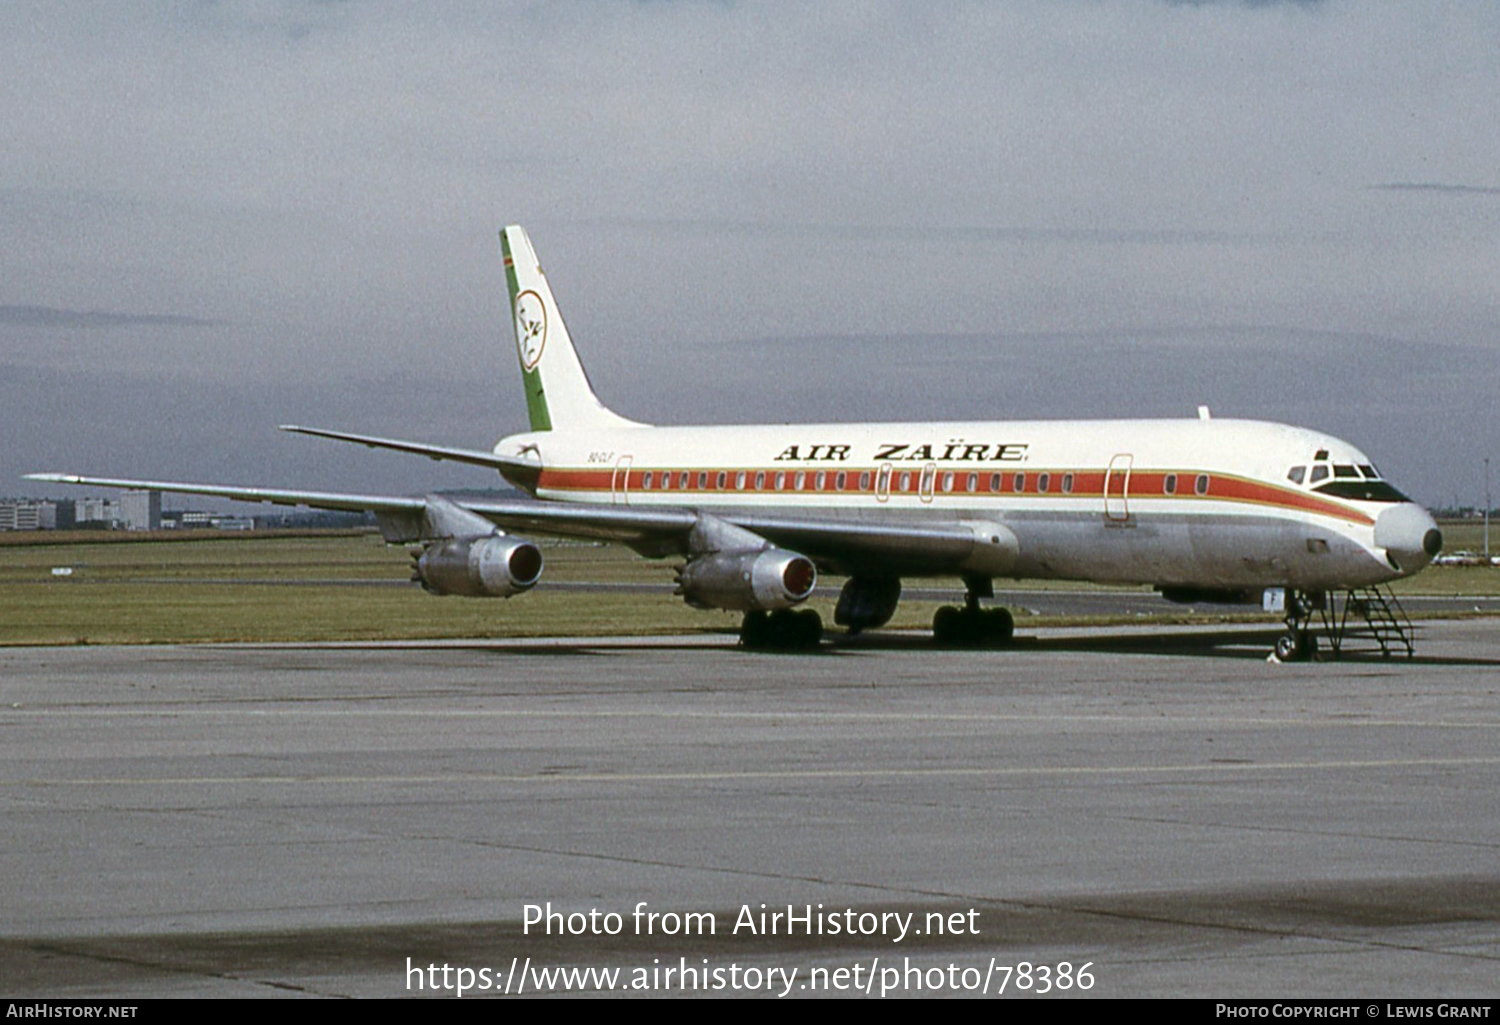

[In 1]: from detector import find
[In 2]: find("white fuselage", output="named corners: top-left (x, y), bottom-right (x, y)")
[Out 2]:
top-left (497, 417), bottom-right (1438, 591)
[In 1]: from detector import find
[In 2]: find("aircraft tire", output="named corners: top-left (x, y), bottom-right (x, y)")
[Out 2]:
top-left (1274, 631), bottom-right (1317, 662)
top-left (984, 607), bottom-right (1014, 645)
top-left (933, 606), bottom-right (963, 645)
top-left (795, 608), bottom-right (823, 649)
top-left (744, 608), bottom-right (822, 651)
top-left (739, 610), bottom-right (770, 648)
top-left (935, 605), bottom-right (1013, 647)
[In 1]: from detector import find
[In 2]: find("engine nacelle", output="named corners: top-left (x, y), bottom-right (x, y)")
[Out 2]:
top-left (676, 548), bottom-right (816, 611)
top-left (414, 535), bottom-right (543, 597)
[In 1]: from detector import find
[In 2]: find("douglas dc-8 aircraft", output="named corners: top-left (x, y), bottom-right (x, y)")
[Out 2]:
top-left (30, 226), bottom-right (1442, 659)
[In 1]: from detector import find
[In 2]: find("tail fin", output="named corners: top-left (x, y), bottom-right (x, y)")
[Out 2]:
top-left (501, 225), bottom-right (642, 432)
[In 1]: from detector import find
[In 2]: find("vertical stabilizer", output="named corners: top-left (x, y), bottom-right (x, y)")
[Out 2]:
top-left (501, 225), bottom-right (643, 432)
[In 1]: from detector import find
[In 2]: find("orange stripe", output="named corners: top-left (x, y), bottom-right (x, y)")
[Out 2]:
top-left (536, 465), bottom-right (1376, 525)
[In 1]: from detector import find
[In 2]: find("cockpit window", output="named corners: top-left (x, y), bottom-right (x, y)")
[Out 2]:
top-left (1309, 465), bottom-right (1330, 484)
top-left (1287, 465), bottom-right (1306, 485)
top-left (1333, 464), bottom-right (1359, 478)
top-left (1359, 464), bottom-right (1377, 479)
top-left (1312, 480), bottom-right (1411, 503)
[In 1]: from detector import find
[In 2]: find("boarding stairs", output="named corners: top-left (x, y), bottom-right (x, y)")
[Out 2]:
top-left (1319, 585), bottom-right (1415, 659)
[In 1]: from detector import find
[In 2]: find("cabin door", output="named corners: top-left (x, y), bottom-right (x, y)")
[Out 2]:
top-left (1104, 453), bottom-right (1133, 522)
top-left (611, 455), bottom-right (633, 505)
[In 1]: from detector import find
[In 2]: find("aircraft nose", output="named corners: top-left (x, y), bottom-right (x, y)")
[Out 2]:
top-left (1373, 504), bottom-right (1442, 573)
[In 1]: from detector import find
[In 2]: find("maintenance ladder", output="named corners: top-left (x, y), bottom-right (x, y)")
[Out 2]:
top-left (1319, 585), bottom-right (1415, 659)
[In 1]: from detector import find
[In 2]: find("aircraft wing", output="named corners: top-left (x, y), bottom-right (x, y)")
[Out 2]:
top-left (25, 473), bottom-right (427, 516)
top-left (25, 472), bottom-right (694, 543)
top-left (24, 473), bottom-right (995, 572)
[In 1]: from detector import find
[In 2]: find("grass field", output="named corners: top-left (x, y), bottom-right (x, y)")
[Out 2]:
top-left (2, 523), bottom-right (1495, 645)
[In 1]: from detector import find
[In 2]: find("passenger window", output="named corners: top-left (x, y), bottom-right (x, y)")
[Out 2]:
top-left (1038, 473), bottom-right (1050, 493)
top-left (754, 471), bottom-right (765, 490)
top-left (967, 473), bottom-right (978, 493)
top-left (1061, 473), bottom-right (1074, 494)
top-left (774, 471), bottom-right (785, 490)
top-left (859, 471), bottom-right (871, 490)
top-left (989, 473), bottom-right (1001, 492)
top-left (1013, 472), bottom-right (1025, 492)
top-left (716, 471), bottom-right (726, 489)
top-left (1195, 474), bottom-right (1209, 495)
top-left (794, 471), bottom-right (806, 489)
top-left (697, 472), bottom-right (708, 489)
top-left (941, 472), bottom-right (954, 492)
top-left (1310, 465), bottom-right (1329, 484)
top-left (1287, 466), bottom-right (1306, 485)
top-left (1164, 473), bottom-right (1177, 495)
top-left (815, 471), bottom-right (826, 490)
top-left (642, 472), bottom-right (653, 489)
top-left (735, 471), bottom-right (746, 490)
top-left (898, 473), bottom-right (911, 492)
top-left (835, 471), bottom-right (847, 490)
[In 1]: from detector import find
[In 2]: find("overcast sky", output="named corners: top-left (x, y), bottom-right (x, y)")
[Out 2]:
top-left (3, 0), bottom-right (1497, 507)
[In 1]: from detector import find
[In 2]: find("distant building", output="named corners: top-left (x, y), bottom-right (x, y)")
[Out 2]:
top-left (165, 510), bottom-right (215, 529)
top-left (119, 490), bottom-right (162, 531)
top-left (0, 498), bottom-right (57, 531)
top-left (75, 496), bottom-right (119, 526)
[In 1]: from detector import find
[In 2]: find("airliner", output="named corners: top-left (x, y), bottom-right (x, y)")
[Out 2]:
top-left (29, 225), bottom-right (1442, 658)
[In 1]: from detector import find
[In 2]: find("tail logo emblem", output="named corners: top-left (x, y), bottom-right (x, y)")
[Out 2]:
top-left (515, 290), bottom-right (547, 370)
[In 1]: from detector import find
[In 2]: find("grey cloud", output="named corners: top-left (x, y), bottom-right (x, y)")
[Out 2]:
top-left (0, 305), bottom-right (222, 328)
top-left (1368, 183), bottom-right (1500, 197)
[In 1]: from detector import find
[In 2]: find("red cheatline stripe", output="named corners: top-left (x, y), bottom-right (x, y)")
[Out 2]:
top-left (532, 465), bottom-right (1376, 525)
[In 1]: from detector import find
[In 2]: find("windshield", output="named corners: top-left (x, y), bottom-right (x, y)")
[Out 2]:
top-left (1311, 480), bottom-right (1411, 503)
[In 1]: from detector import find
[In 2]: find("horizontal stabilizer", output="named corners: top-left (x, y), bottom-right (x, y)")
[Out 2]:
top-left (278, 424), bottom-right (535, 473)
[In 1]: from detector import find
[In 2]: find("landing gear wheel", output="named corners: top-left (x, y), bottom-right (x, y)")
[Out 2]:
top-left (739, 610), bottom-right (770, 648)
top-left (794, 608), bottom-right (823, 648)
top-left (933, 605), bottom-right (963, 645)
top-left (1274, 631), bottom-right (1317, 662)
top-left (933, 604), bottom-right (1014, 647)
top-left (1271, 589), bottom-right (1326, 662)
top-left (985, 607), bottom-right (1014, 644)
top-left (741, 608), bottom-right (822, 650)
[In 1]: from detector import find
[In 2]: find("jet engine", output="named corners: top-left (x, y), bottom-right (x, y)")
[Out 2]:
top-left (675, 548), bottom-right (816, 611)
top-left (413, 535), bottom-right (544, 597)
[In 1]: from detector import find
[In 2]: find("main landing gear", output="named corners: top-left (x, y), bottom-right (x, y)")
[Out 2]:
top-left (1273, 589), bottom-right (1322, 662)
top-left (932, 577), bottom-right (1014, 647)
top-left (739, 608), bottom-right (823, 651)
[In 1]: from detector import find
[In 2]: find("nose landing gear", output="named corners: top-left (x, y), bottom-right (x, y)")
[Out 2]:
top-left (1272, 590), bottom-right (1323, 662)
